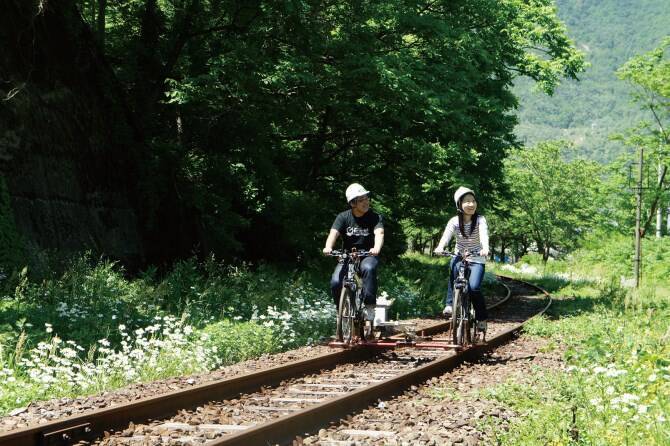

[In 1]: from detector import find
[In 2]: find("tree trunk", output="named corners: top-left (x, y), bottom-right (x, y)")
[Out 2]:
top-left (96, 0), bottom-right (107, 49)
top-left (307, 106), bottom-right (332, 184)
top-left (542, 245), bottom-right (550, 263)
top-left (500, 239), bottom-right (507, 263)
top-left (133, 0), bottom-right (163, 123)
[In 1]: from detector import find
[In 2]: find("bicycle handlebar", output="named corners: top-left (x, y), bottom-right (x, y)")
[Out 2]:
top-left (434, 250), bottom-right (482, 259)
top-left (327, 249), bottom-right (372, 259)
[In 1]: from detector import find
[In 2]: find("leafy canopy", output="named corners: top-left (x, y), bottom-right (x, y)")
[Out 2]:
top-left (76, 0), bottom-right (585, 262)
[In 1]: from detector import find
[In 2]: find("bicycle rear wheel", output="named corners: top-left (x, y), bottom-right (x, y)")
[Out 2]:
top-left (337, 288), bottom-right (355, 343)
top-left (355, 290), bottom-right (369, 341)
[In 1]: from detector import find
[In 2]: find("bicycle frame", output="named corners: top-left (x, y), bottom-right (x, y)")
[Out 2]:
top-left (441, 251), bottom-right (483, 347)
top-left (343, 256), bottom-right (363, 301)
top-left (330, 249), bottom-right (372, 344)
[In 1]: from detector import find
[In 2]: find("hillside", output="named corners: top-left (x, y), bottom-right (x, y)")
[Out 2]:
top-left (514, 0), bottom-right (669, 162)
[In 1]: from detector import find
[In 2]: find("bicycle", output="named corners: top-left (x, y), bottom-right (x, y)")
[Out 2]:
top-left (438, 251), bottom-right (486, 347)
top-left (328, 249), bottom-right (374, 344)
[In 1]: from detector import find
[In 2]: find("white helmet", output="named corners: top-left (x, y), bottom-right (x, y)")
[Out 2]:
top-left (453, 186), bottom-right (475, 209)
top-left (345, 183), bottom-right (370, 203)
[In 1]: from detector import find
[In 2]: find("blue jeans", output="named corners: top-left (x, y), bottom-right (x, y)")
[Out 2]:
top-left (446, 255), bottom-right (487, 321)
top-left (331, 256), bottom-right (379, 307)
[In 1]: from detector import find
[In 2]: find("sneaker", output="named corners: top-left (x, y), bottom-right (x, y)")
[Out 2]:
top-left (364, 305), bottom-right (376, 321)
top-left (442, 305), bottom-right (452, 316)
top-left (476, 320), bottom-right (487, 332)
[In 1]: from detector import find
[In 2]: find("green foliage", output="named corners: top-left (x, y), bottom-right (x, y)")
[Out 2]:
top-left (614, 37), bottom-right (670, 235)
top-left (0, 253), bottom-right (340, 351)
top-left (483, 253), bottom-right (670, 445)
top-left (498, 230), bottom-right (670, 299)
top-left (1, 254), bottom-right (153, 349)
top-left (0, 254), bottom-right (336, 413)
top-left (202, 320), bottom-right (283, 365)
top-left (502, 141), bottom-right (605, 260)
top-left (66, 0), bottom-right (585, 263)
top-left (0, 249), bottom-right (512, 413)
top-left (484, 372), bottom-right (584, 444)
top-left (0, 317), bottom-right (222, 413)
top-left (515, 0), bottom-right (670, 163)
top-left (617, 36), bottom-right (670, 132)
top-left (0, 175), bottom-right (25, 271)
top-left (574, 231), bottom-right (670, 288)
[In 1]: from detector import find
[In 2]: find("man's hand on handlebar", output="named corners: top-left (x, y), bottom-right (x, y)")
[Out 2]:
top-left (322, 247), bottom-right (333, 255)
top-left (325, 249), bottom-right (370, 258)
top-left (369, 247), bottom-right (381, 256)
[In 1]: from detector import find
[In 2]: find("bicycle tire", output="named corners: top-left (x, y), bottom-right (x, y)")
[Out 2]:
top-left (451, 288), bottom-right (461, 345)
top-left (337, 287), bottom-right (355, 343)
top-left (467, 298), bottom-right (476, 344)
top-left (463, 291), bottom-right (473, 345)
top-left (457, 303), bottom-right (466, 346)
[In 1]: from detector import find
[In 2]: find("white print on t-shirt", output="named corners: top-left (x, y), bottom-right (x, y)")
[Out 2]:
top-left (346, 226), bottom-right (369, 237)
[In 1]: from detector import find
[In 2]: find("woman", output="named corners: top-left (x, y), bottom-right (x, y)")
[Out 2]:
top-left (434, 186), bottom-right (490, 332)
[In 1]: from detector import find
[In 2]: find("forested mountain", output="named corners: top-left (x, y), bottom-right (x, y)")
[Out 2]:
top-left (514, 0), bottom-right (670, 162)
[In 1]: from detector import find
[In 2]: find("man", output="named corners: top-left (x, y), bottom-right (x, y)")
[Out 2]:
top-left (323, 183), bottom-right (384, 320)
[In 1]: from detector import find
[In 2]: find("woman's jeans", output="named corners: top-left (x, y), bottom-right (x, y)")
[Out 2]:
top-left (331, 256), bottom-right (379, 307)
top-left (446, 255), bottom-right (487, 321)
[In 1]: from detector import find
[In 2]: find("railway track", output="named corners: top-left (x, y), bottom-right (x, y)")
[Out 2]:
top-left (0, 275), bottom-right (549, 446)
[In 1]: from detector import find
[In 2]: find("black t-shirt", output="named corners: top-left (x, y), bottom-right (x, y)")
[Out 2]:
top-left (331, 209), bottom-right (384, 250)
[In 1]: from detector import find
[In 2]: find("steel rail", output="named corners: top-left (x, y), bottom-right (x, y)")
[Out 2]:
top-left (0, 275), bottom-right (528, 446)
top-left (210, 277), bottom-right (550, 445)
top-left (0, 349), bottom-right (376, 446)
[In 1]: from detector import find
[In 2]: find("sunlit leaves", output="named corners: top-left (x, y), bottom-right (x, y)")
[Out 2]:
top-left (78, 0), bottom-right (585, 258)
top-left (504, 141), bottom-right (604, 259)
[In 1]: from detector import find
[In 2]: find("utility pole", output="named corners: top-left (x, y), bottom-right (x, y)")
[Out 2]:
top-left (657, 163), bottom-right (664, 238)
top-left (634, 147), bottom-right (644, 288)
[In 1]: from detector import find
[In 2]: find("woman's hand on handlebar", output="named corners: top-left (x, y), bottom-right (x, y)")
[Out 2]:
top-left (433, 247), bottom-right (444, 255)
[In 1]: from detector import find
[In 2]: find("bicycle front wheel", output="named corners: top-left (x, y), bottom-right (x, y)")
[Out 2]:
top-left (451, 288), bottom-right (462, 345)
top-left (462, 292), bottom-right (473, 345)
top-left (337, 287), bottom-right (355, 343)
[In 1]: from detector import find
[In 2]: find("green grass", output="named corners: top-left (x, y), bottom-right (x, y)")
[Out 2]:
top-left (0, 255), bottom-right (340, 414)
top-left (481, 238), bottom-right (670, 445)
top-left (0, 251), bottom-right (489, 415)
top-left (0, 250), bottom-right (533, 416)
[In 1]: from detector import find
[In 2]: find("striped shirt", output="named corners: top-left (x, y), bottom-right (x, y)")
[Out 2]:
top-left (440, 215), bottom-right (489, 260)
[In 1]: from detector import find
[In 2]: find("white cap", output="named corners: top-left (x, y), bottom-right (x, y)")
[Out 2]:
top-left (345, 183), bottom-right (370, 203)
top-left (453, 186), bottom-right (475, 208)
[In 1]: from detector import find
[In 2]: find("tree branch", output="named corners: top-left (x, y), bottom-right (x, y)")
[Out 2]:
top-left (640, 164), bottom-right (667, 237)
top-left (648, 103), bottom-right (669, 144)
